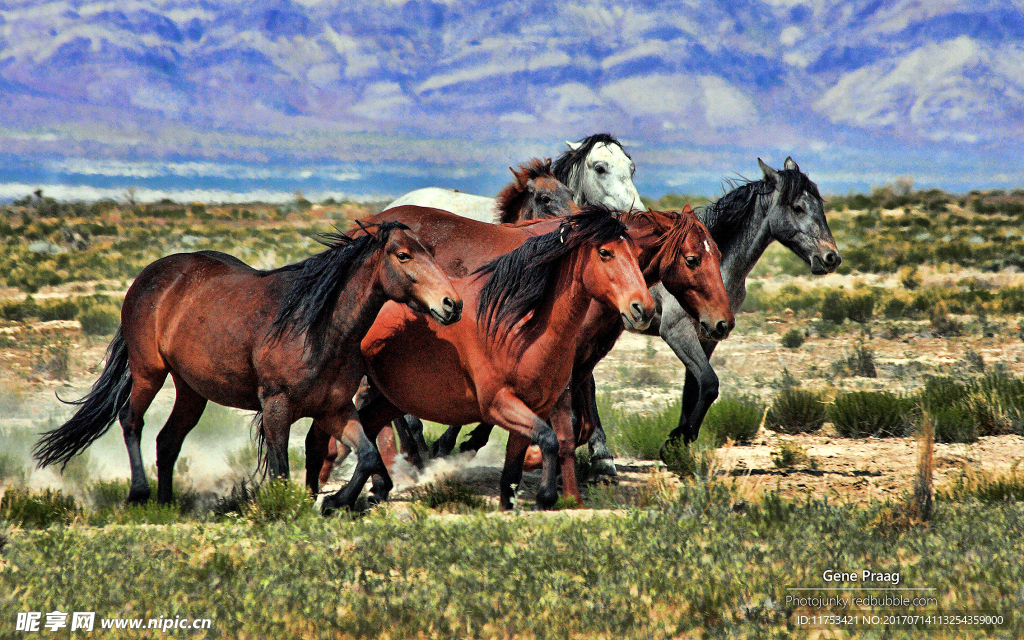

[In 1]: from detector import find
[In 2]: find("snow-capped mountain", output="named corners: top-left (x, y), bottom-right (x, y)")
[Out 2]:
top-left (0, 0), bottom-right (1021, 198)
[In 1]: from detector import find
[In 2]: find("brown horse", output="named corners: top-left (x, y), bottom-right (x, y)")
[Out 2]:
top-left (392, 206), bottom-right (735, 472)
top-left (310, 208), bottom-right (654, 511)
top-left (494, 158), bottom-right (579, 223)
top-left (310, 205), bottom-right (733, 509)
top-left (34, 223), bottom-right (462, 507)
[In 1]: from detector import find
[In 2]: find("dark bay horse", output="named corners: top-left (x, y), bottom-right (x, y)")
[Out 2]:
top-left (309, 208), bottom-right (656, 510)
top-left (309, 206), bottom-right (733, 505)
top-left (34, 223), bottom-right (462, 506)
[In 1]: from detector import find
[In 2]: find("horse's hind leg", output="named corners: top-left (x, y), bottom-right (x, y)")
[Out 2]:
top-left (320, 409), bottom-right (390, 514)
top-left (119, 368), bottom-right (167, 504)
top-left (259, 395), bottom-right (293, 480)
top-left (392, 414), bottom-right (429, 470)
top-left (459, 423), bottom-right (494, 455)
top-left (432, 425), bottom-right (462, 457)
top-left (154, 375), bottom-right (208, 504)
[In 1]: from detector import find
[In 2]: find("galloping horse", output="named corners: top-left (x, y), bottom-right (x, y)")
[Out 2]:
top-left (308, 205), bottom-right (733, 506)
top-left (308, 208), bottom-right (655, 511)
top-left (651, 158), bottom-right (840, 451)
top-left (35, 223), bottom-right (462, 506)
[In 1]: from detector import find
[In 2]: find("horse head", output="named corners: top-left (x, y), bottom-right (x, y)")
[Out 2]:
top-left (371, 223), bottom-right (463, 325)
top-left (570, 209), bottom-right (655, 332)
top-left (759, 157), bottom-right (842, 275)
top-left (553, 134), bottom-right (642, 212)
top-left (496, 159), bottom-right (579, 223)
top-left (626, 208), bottom-right (734, 341)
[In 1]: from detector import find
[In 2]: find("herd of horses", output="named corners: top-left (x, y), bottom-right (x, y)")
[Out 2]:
top-left (34, 133), bottom-right (842, 512)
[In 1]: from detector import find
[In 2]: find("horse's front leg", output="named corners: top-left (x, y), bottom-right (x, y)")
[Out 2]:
top-left (659, 299), bottom-right (718, 449)
top-left (575, 372), bottom-right (617, 480)
top-left (488, 389), bottom-right (560, 510)
top-left (319, 405), bottom-right (391, 514)
top-left (549, 385), bottom-right (583, 506)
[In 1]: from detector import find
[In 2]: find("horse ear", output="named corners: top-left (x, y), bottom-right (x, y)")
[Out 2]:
top-left (565, 140), bottom-right (582, 151)
top-left (784, 156), bottom-right (799, 172)
top-left (758, 158), bottom-right (778, 181)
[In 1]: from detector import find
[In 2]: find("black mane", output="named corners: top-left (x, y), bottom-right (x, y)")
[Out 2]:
top-left (265, 221), bottom-right (409, 352)
top-left (551, 133), bottom-right (629, 205)
top-left (701, 168), bottom-right (821, 233)
top-left (474, 207), bottom-right (628, 337)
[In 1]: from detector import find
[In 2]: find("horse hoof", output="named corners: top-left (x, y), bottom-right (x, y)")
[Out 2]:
top-left (535, 488), bottom-right (558, 510)
top-left (590, 457), bottom-right (619, 483)
top-left (125, 488), bottom-right (151, 505)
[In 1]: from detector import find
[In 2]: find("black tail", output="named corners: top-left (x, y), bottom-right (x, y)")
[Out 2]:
top-left (34, 327), bottom-right (132, 470)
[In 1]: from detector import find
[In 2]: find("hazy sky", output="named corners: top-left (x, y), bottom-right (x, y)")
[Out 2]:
top-left (0, 0), bottom-right (1022, 200)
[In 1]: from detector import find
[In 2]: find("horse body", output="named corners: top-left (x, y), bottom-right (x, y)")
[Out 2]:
top-left (650, 158), bottom-right (841, 447)
top-left (35, 225), bottom-right (462, 508)
top-left (387, 188), bottom-right (499, 222)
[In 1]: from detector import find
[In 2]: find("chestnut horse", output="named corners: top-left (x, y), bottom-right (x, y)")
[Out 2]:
top-left (311, 208), bottom-right (654, 511)
top-left (308, 205), bottom-right (733, 508)
top-left (35, 223), bottom-right (462, 506)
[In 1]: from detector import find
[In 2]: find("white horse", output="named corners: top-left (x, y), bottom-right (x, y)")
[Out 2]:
top-left (385, 133), bottom-right (642, 220)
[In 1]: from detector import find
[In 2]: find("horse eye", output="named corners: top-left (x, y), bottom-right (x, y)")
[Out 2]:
top-left (396, 252), bottom-right (412, 262)
top-left (540, 195), bottom-right (551, 204)
top-left (598, 248), bottom-right (613, 258)
top-left (793, 204), bottom-right (804, 214)
top-left (686, 255), bottom-right (700, 268)
top-left (595, 165), bottom-right (607, 175)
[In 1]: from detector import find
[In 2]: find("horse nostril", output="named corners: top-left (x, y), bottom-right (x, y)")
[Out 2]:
top-left (443, 297), bottom-right (456, 313)
top-left (630, 301), bottom-right (645, 321)
top-left (715, 321), bottom-right (729, 337)
top-left (824, 251), bottom-right (840, 268)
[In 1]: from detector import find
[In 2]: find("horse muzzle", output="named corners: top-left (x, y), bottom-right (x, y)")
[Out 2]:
top-left (700, 318), bottom-right (734, 341)
top-left (430, 296), bottom-right (463, 326)
top-left (810, 249), bottom-right (842, 275)
top-left (622, 299), bottom-right (653, 331)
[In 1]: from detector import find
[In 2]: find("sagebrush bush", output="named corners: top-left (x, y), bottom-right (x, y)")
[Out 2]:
top-left (0, 488), bottom-right (78, 528)
top-left (820, 291), bottom-right (847, 324)
top-left (771, 441), bottom-right (811, 468)
top-left (662, 441), bottom-right (716, 481)
top-left (702, 396), bottom-right (762, 445)
top-left (765, 388), bottom-right (826, 434)
top-left (79, 305), bottom-right (120, 335)
top-left (830, 391), bottom-right (910, 438)
top-left (410, 477), bottom-right (486, 511)
top-left (938, 464), bottom-right (1024, 503)
top-left (846, 292), bottom-right (875, 323)
top-left (780, 329), bottom-right (804, 349)
top-left (243, 480), bottom-right (314, 523)
top-left (603, 398), bottom-right (680, 459)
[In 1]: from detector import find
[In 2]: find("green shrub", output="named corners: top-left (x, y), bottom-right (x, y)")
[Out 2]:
top-left (780, 329), bottom-right (804, 349)
top-left (929, 407), bottom-right (978, 444)
top-left (830, 391), bottom-right (910, 438)
top-left (835, 344), bottom-right (877, 378)
top-left (410, 477), bottom-right (486, 511)
top-left (701, 396), bottom-right (762, 445)
top-left (243, 480), bottom-right (314, 523)
top-left (820, 291), bottom-right (847, 324)
top-left (79, 305), bottom-right (120, 335)
top-left (938, 464), bottom-right (1024, 502)
top-left (603, 398), bottom-right (680, 459)
top-left (846, 292), bottom-right (875, 323)
top-left (0, 488), bottom-right (78, 528)
top-left (883, 298), bottom-right (908, 319)
top-left (87, 479), bottom-right (130, 509)
top-left (37, 299), bottom-right (78, 321)
top-left (771, 441), bottom-right (811, 468)
top-left (662, 441), bottom-right (716, 481)
top-left (765, 388), bottom-right (826, 434)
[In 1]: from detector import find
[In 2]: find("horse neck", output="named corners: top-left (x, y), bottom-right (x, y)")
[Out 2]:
top-left (325, 256), bottom-right (389, 352)
top-left (624, 220), bottom-right (664, 286)
top-left (510, 251), bottom-right (595, 368)
top-left (698, 198), bottom-right (774, 302)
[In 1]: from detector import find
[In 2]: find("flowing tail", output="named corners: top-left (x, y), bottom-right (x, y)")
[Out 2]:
top-left (34, 327), bottom-right (132, 470)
